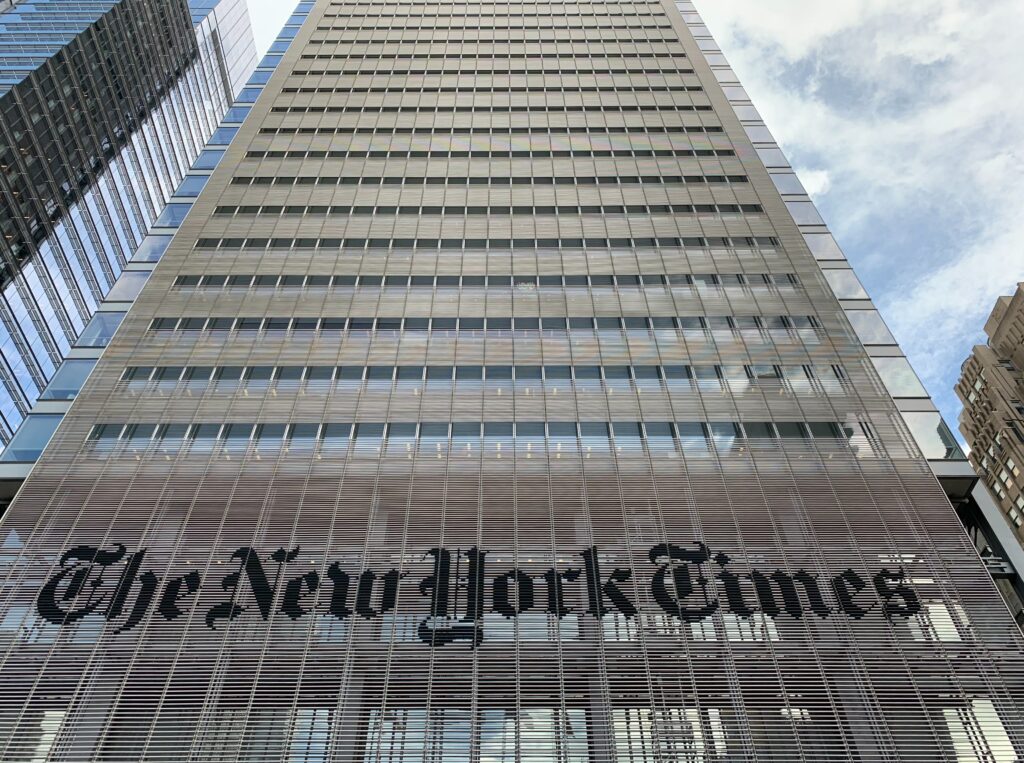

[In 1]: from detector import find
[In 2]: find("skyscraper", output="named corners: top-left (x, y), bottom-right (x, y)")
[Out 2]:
top-left (0, 0), bottom-right (256, 445)
top-left (956, 284), bottom-right (1024, 617)
top-left (0, 0), bottom-right (1022, 759)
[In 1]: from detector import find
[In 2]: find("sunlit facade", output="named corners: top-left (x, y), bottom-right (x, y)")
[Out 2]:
top-left (0, 0), bottom-right (1022, 760)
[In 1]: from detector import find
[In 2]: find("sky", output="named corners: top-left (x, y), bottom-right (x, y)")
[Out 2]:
top-left (695, 0), bottom-right (1024, 436)
top-left (244, 0), bottom-right (293, 57)
top-left (241, 0), bottom-right (1024, 435)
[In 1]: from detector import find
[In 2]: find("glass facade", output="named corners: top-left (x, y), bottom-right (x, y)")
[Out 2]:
top-left (0, 0), bottom-right (256, 444)
top-left (0, 0), bottom-right (1021, 760)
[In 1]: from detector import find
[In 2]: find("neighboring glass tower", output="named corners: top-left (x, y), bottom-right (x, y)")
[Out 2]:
top-left (0, 0), bottom-right (1022, 760)
top-left (0, 0), bottom-right (256, 444)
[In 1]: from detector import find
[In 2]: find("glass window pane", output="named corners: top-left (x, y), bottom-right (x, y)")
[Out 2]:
top-left (1, 414), bottom-right (63, 461)
top-left (39, 359), bottom-right (96, 401)
top-left (106, 271), bottom-right (149, 301)
top-left (236, 87), bottom-right (263, 102)
top-left (209, 127), bottom-right (239, 145)
top-left (155, 203), bottom-right (193, 227)
top-left (846, 310), bottom-right (896, 345)
top-left (756, 147), bottom-right (788, 167)
top-left (193, 150), bottom-right (225, 170)
top-left (223, 106), bottom-right (252, 122)
top-left (804, 233), bottom-right (844, 260)
top-left (786, 201), bottom-right (825, 225)
top-left (133, 235), bottom-right (172, 262)
top-left (732, 104), bottom-right (761, 120)
top-left (77, 312), bottom-right (125, 347)
top-left (872, 357), bottom-right (928, 397)
top-left (901, 412), bottom-right (965, 461)
top-left (174, 175), bottom-right (209, 197)
top-left (770, 173), bottom-right (806, 195)
top-left (822, 269), bottom-right (869, 299)
top-left (744, 125), bottom-right (775, 143)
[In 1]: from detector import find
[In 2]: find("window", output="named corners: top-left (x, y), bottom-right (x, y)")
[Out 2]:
top-left (209, 127), bottom-right (239, 144)
top-left (133, 235), bottom-right (172, 262)
top-left (235, 87), bottom-right (263, 102)
top-left (0, 414), bottom-right (63, 462)
top-left (901, 412), bottom-right (964, 461)
top-left (803, 233), bottom-right (844, 260)
top-left (223, 106), bottom-right (252, 122)
top-left (77, 312), bottom-right (125, 347)
top-left (756, 147), bottom-right (790, 170)
top-left (106, 271), bottom-right (149, 302)
top-left (872, 357), bottom-right (927, 397)
top-left (846, 311), bottom-right (895, 345)
top-left (39, 359), bottom-right (96, 401)
top-left (192, 150), bottom-right (225, 170)
top-left (822, 269), bottom-right (869, 299)
top-left (155, 203), bottom-right (192, 228)
top-left (174, 175), bottom-right (209, 197)
top-left (785, 200), bottom-right (825, 225)
top-left (770, 173), bottom-right (806, 195)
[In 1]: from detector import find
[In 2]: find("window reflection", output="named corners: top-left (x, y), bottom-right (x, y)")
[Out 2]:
top-left (77, 312), bottom-right (125, 347)
top-left (901, 412), bottom-right (965, 461)
top-left (173, 175), bottom-right (209, 197)
top-left (154, 203), bottom-right (192, 227)
top-left (39, 359), bottom-right (96, 401)
top-left (133, 235), bottom-right (172, 262)
top-left (106, 271), bottom-right (149, 301)
top-left (872, 357), bottom-right (927, 397)
top-left (0, 414), bottom-right (63, 461)
top-left (846, 311), bottom-right (895, 345)
top-left (192, 150), bottom-right (225, 170)
top-left (822, 269), bottom-right (868, 299)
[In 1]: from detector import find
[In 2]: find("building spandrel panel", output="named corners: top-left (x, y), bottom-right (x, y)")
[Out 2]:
top-left (0, 0), bottom-right (1021, 761)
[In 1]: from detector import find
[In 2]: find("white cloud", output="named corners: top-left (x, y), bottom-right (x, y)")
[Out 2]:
top-left (697, 0), bottom-right (1024, 424)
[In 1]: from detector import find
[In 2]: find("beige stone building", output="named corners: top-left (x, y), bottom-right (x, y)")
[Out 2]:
top-left (958, 284), bottom-right (1024, 537)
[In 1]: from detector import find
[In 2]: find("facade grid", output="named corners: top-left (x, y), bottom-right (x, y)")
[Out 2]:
top-left (0, 0), bottom-right (1022, 760)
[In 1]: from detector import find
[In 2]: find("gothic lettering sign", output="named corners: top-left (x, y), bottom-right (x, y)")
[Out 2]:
top-left (37, 542), bottom-right (921, 644)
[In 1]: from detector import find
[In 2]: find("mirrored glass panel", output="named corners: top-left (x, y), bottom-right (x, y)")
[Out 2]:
top-left (901, 412), bottom-right (965, 461)
top-left (174, 175), bottom-right (209, 197)
top-left (823, 269), bottom-right (869, 299)
top-left (133, 235), bottom-right (172, 262)
top-left (106, 271), bottom-right (149, 301)
top-left (39, 359), bottom-right (96, 400)
top-left (846, 310), bottom-right (896, 345)
top-left (155, 203), bottom-right (192, 227)
top-left (193, 150), bottom-right (225, 170)
top-left (872, 357), bottom-right (928, 397)
top-left (0, 414), bottom-right (63, 461)
top-left (803, 233), bottom-right (845, 260)
top-left (786, 201), bottom-right (825, 225)
top-left (771, 173), bottom-right (806, 195)
top-left (77, 312), bottom-right (126, 347)
top-left (757, 148), bottom-right (789, 167)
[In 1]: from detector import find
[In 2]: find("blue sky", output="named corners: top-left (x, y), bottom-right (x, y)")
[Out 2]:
top-left (696, 0), bottom-right (1024, 437)
top-left (243, 0), bottom-right (1024, 437)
